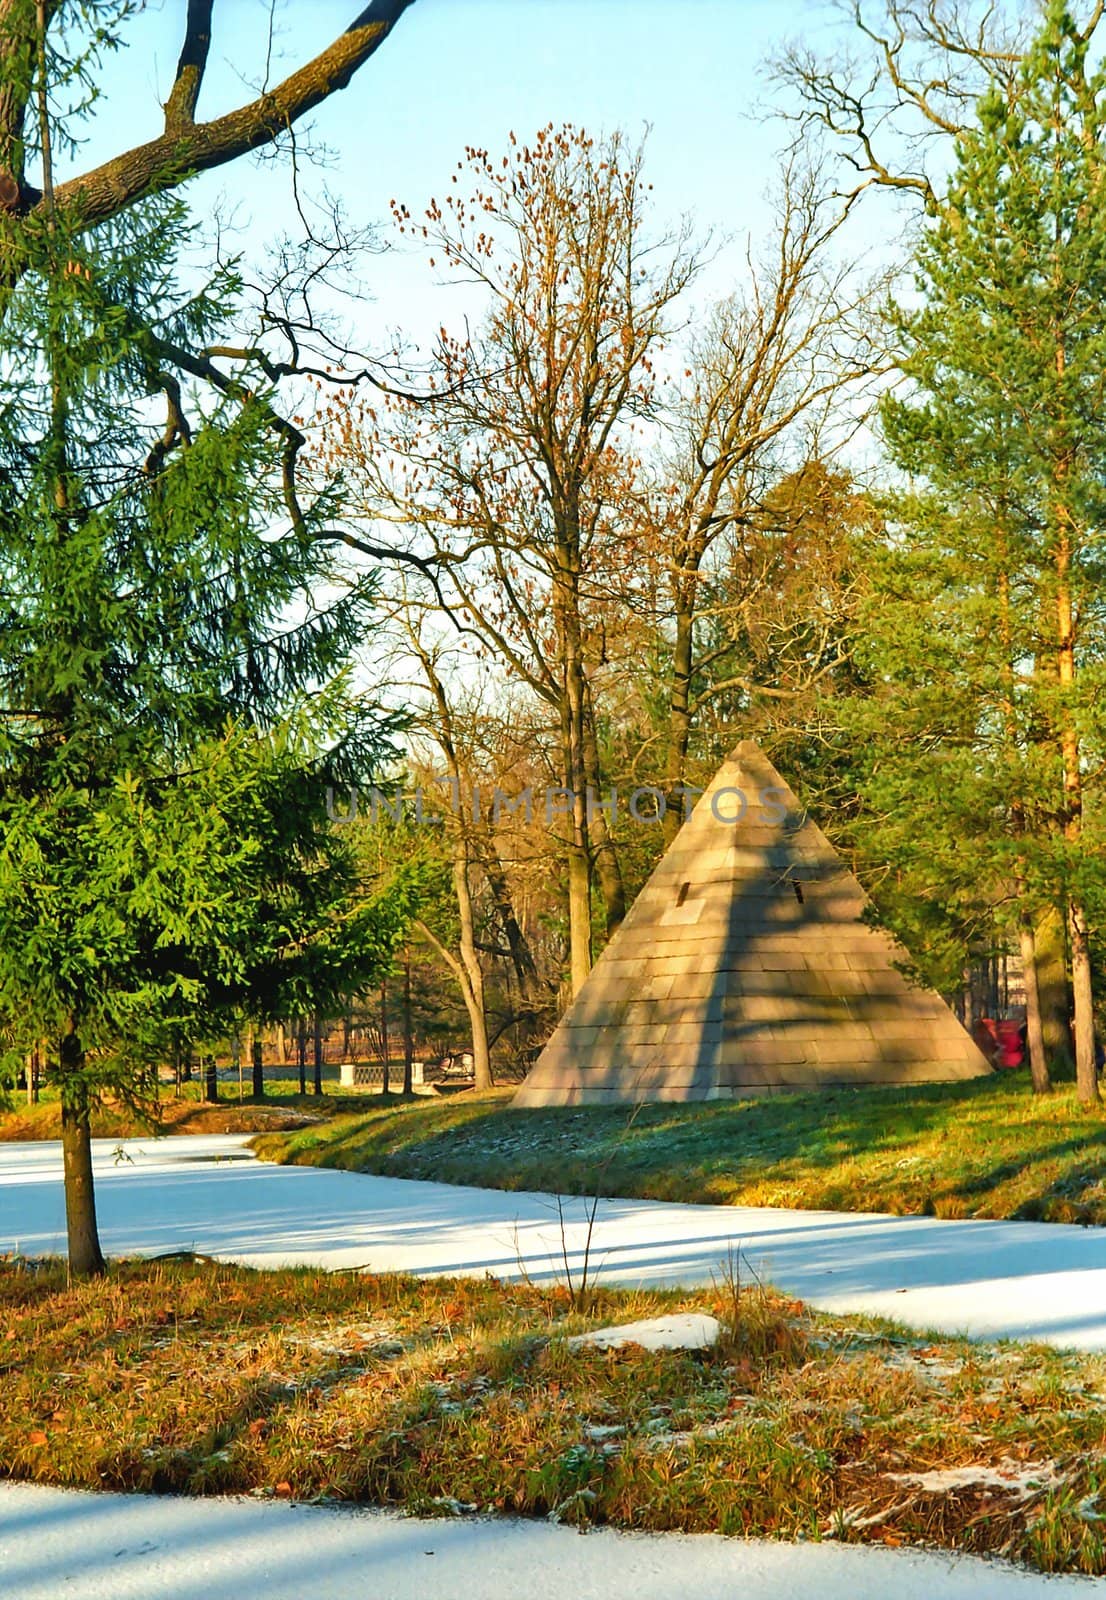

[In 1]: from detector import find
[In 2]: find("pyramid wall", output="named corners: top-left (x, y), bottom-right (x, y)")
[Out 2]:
top-left (514, 742), bottom-right (990, 1107)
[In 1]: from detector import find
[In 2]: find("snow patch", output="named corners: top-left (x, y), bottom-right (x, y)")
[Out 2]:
top-left (568, 1313), bottom-right (721, 1352)
top-left (883, 1458), bottom-right (1065, 1499)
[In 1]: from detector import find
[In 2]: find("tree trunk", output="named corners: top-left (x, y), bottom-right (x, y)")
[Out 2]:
top-left (297, 1019), bottom-right (307, 1096)
top-left (1055, 539), bottom-right (1098, 1104)
top-left (380, 979), bottom-right (390, 1096)
top-left (564, 810), bottom-right (593, 992)
top-left (1018, 919), bottom-right (1051, 1095)
top-left (467, 1000), bottom-right (492, 1091)
top-left (484, 850), bottom-right (546, 1054)
top-left (204, 1054), bottom-right (218, 1102)
top-left (1069, 898), bottom-right (1098, 1106)
top-left (559, 680), bottom-right (592, 996)
top-left (664, 602), bottom-right (695, 845)
top-left (556, 563), bottom-right (593, 995)
top-left (312, 1014), bottom-right (323, 1095)
top-left (581, 685), bottom-right (626, 935)
top-left (59, 1030), bottom-right (105, 1278)
top-left (1035, 904), bottom-right (1072, 1070)
top-left (413, 643), bottom-right (497, 1084)
top-left (452, 857), bottom-right (493, 1090)
top-left (403, 952), bottom-right (414, 1097)
top-left (484, 853), bottom-right (540, 999)
top-left (416, 916), bottom-right (493, 1092)
top-left (251, 1036), bottom-right (264, 1100)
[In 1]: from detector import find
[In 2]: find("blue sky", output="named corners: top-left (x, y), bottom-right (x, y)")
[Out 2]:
top-left (67, 0), bottom-right (872, 350)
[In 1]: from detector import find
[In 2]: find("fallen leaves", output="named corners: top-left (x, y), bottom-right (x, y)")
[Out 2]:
top-left (2, 1258), bottom-right (1106, 1579)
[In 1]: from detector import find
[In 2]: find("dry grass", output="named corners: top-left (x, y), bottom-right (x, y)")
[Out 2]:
top-left (0, 1086), bottom-right (385, 1142)
top-left (255, 1075), bottom-right (1106, 1227)
top-left (2, 1258), bottom-right (1106, 1574)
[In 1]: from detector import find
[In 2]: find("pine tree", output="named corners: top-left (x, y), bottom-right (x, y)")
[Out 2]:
top-left (0, 50), bottom-right (412, 1271)
top-left (843, 0), bottom-right (1106, 1101)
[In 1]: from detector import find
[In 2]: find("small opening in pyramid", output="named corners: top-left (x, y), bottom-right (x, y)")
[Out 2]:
top-left (792, 881), bottom-right (805, 904)
top-left (676, 882), bottom-right (690, 906)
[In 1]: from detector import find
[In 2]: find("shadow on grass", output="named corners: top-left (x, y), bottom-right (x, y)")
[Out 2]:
top-left (264, 1075), bottom-right (1106, 1225)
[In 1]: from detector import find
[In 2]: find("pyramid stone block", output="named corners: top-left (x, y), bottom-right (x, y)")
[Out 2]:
top-left (514, 741), bottom-right (990, 1107)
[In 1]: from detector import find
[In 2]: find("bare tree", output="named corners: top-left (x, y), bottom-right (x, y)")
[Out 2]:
top-left (771, 0), bottom-right (1102, 211)
top-left (402, 621), bottom-right (495, 1092)
top-left (333, 125), bottom-right (700, 993)
top-left (629, 162), bottom-right (881, 833)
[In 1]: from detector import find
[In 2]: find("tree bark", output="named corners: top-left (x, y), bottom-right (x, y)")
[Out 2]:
top-left (297, 1019), bottom-right (307, 1096)
top-left (402, 951), bottom-right (414, 1096)
top-left (204, 1053), bottom-right (218, 1102)
top-left (664, 602), bottom-right (695, 845)
top-left (251, 1036), bottom-right (264, 1100)
top-left (1035, 904), bottom-right (1072, 1069)
top-left (1055, 530), bottom-right (1098, 1104)
top-left (0, 0), bottom-right (42, 201)
top-left (581, 684), bottom-right (626, 934)
top-left (412, 644), bottom-right (493, 1086)
top-left (484, 853), bottom-right (540, 1000)
top-left (558, 657), bottom-right (593, 995)
top-left (25, 1045), bottom-right (39, 1106)
top-left (416, 918), bottom-right (492, 1091)
top-left (451, 854), bottom-right (493, 1090)
top-left (60, 1029), bottom-right (105, 1278)
top-left (15, 2), bottom-right (417, 230)
top-left (1018, 919), bottom-right (1051, 1095)
top-left (1069, 899), bottom-right (1098, 1105)
top-left (312, 1014), bottom-right (323, 1095)
top-left (380, 979), bottom-right (390, 1095)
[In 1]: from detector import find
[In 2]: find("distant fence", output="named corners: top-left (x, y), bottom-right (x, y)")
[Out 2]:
top-left (339, 1059), bottom-right (427, 1088)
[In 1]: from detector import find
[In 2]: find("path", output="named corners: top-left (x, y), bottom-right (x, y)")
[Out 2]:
top-left (0, 1483), bottom-right (1091, 1600)
top-left (5, 1135), bottom-right (1106, 1347)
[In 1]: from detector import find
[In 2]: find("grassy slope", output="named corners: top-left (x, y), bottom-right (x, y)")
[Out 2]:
top-left (0, 1086), bottom-right (395, 1142)
top-left (2, 1257), bottom-right (1104, 1574)
top-left (255, 1075), bottom-right (1106, 1226)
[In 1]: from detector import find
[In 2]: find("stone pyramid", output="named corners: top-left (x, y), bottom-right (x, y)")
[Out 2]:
top-left (515, 741), bottom-right (990, 1106)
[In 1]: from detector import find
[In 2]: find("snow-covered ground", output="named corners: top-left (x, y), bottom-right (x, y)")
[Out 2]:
top-left (4, 1138), bottom-right (1105, 1597)
top-left (5, 1133), bottom-right (1106, 1348)
top-left (0, 1483), bottom-right (1094, 1600)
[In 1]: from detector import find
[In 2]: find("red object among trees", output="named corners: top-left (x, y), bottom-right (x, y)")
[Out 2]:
top-left (971, 1017), bottom-right (1026, 1069)
top-left (993, 1020), bottom-right (1026, 1069)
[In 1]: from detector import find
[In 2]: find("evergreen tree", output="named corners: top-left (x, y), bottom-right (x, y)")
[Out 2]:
top-left (839, 0), bottom-right (1106, 1100)
top-left (0, 113), bottom-right (412, 1271)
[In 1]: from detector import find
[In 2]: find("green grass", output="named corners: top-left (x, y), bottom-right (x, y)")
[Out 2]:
top-left (3, 1257), bottom-right (1106, 1573)
top-left (255, 1075), bottom-right (1106, 1226)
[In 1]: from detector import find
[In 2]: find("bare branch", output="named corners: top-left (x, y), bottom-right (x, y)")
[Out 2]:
top-left (164, 0), bottom-right (214, 134)
top-left (143, 372), bottom-right (192, 476)
top-left (36, 0), bottom-right (417, 230)
top-left (769, 0), bottom-right (1071, 209)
